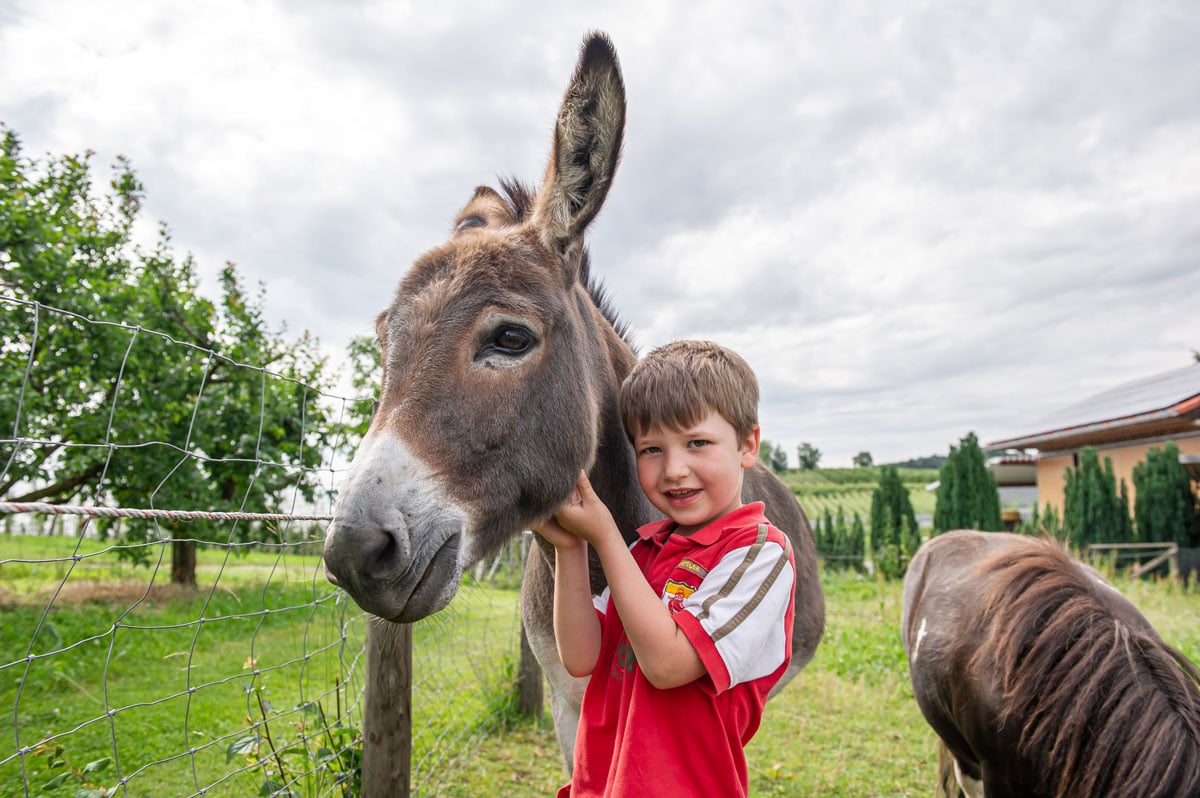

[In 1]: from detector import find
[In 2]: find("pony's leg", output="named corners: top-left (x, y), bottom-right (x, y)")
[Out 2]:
top-left (953, 759), bottom-right (985, 798)
top-left (936, 740), bottom-right (978, 798)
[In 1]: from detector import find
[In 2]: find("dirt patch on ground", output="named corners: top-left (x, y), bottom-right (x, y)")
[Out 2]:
top-left (0, 580), bottom-right (204, 610)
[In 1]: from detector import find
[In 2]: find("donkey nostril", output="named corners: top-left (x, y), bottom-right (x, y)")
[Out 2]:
top-left (375, 532), bottom-right (398, 568)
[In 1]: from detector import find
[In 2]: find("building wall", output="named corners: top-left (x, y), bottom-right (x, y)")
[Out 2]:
top-left (1035, 432), bottom-right (1200, 514)
top-left (1035, 454), bottom-right (1073, 513)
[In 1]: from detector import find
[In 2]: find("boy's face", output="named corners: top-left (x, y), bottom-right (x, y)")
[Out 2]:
top-left (633, 409), bottom-right (760, 536)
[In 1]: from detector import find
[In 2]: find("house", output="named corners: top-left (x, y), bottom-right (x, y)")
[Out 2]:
top-left (988, 362), bottom-right (1200, 513)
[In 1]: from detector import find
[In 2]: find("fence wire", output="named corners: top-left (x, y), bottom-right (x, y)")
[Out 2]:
top-left (1, 297), bottom-right (531, 797)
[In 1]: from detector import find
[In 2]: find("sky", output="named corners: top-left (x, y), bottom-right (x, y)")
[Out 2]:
top-left (2, 0), bottom-right (1198, 468)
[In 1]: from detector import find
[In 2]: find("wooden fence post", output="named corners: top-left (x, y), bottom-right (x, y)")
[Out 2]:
top-left (362, 615), bottom-right (412, 797)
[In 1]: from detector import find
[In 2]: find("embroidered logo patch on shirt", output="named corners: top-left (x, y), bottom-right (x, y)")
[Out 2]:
top-left (663, 579), bottom-right (697, 615)
top-left (611, 642), bottom-right (637, 680)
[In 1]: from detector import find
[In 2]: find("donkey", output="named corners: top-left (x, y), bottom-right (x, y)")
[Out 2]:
top-left (902, 530), bottom-right (1200, 797)
top-left (322, 32), bottom-right (825, 766)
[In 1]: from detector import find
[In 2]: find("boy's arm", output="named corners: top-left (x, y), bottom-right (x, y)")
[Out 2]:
top-left (536, 518), bottom-right (601, 678)
top-left (554, 472), bottom-right (705, 690)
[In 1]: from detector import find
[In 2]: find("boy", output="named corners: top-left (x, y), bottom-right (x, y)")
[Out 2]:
top-left (537, 339), bottom-right (796, 797)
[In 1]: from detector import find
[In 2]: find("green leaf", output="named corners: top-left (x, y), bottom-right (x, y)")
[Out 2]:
top-left (226, 734), bottom-right (260, 763)
top-left (81, 757), bottom-right (111, 774)
top-left (42, 772), bottom-right (74, 790)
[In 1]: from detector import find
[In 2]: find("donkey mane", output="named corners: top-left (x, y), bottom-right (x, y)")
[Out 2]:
top-left (971, 537), bottom-right (1200, 798)
top-left (498, 176), bottom-right (635, 349)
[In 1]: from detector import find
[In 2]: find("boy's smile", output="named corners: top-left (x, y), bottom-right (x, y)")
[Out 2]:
top-left (633, 409), bottom-right (760, 536)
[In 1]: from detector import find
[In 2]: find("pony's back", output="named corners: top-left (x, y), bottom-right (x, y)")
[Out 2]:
top-left (904, 530), bottom-right (1200, 798)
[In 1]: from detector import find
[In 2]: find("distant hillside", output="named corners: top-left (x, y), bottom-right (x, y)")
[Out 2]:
top-left (884, 455), bottom-right (946, 470)
top-left (779, 465), bottom-right (939, 520)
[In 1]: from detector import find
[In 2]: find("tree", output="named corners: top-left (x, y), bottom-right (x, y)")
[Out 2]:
top-left (1132, 442), bottom-right (1200, 546)
top-left (1117, 479), bottom-right (1135, 543)
top-left (822, 507), bottom-right (835, 556)
top-left (848, 512), bottom-right (866, 565)
top-left (0, 125), bottom-right (342, 584)
top-left (853, 451), bottom-right (873, 468)
top-left (1062, 446), bottom-right (1126, 547)
top-left (759, 440), bottom-right (776, 468)
top-left (756, 439), bottom-right (788, 473)
top-left (870, 465), bottom-right (920, 577)
top-left (796, 442), bottom-right (821, 470)
top-left (932, 432), bottom-right (1001, 534)
top-left (346, 334), bottom-right (383, 439)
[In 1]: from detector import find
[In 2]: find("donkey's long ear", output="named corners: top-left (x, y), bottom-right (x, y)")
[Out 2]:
top-left (532, 32), bottom-right (626, 287)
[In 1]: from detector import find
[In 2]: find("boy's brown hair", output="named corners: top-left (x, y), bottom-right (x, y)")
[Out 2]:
top-left (619, 340), bottom-right (759, 442)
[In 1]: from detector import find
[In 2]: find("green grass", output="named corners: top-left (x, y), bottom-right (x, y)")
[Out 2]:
top-left (446, 567), bottom-right (1200, 797)
top-left (446, 570), bottom-right (937, 796)
top-left (1, 533), bottom-right (523, 797)
top-left (1, 554), bottom-right (359, 796)
top-left (5, 534), bottom-right (1198, 797)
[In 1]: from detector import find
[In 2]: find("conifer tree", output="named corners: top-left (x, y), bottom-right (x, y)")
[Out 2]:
top-left (933, 432), bottom-right (1001, 533)
top-left (871, 465), bottom-right (919, 576)
top-left (1062, 447), bottom-right (1125, 546)
top-left (822, 507), bottom-right (836, 556)
top-left (1020, 502), bottom-right (1041, 535)
top-left (1132, 442), bottom-right (1200, 546)
top-left (1117, 479), bottom-right (1134, 543)
top-left (835, 505), bottom-right (848, 554)
top-left (849, 512), bottom-right (866, 564)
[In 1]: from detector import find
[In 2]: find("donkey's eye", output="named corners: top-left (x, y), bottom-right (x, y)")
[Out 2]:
top-left (476, 325), bottom-right (536, 364)
top-left (455, 215), bottom-right (487, 233)
top-left (495, 326), bottom-right (532, 352)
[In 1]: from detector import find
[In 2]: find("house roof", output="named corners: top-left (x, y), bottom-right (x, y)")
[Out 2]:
top-left (989, 362), bottom-right (1200, 451)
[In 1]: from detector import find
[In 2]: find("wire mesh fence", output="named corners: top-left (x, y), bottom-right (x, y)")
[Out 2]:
top-left (1, 297), bottom-right (532, 797)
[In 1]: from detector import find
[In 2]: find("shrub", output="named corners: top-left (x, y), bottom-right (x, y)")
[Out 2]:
top-left (1133, 441), bottom-right (1200, 546)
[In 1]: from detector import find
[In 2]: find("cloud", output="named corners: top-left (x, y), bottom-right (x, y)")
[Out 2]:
top-left (2, 0), bottom-right (1198, 467)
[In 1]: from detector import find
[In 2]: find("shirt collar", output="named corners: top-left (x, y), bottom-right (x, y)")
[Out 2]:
top-left (636, 502), bottom-right (767, 547)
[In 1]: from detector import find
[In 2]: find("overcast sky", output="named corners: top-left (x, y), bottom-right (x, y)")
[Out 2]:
top-left (2, 1), bottom-right (1198, 467)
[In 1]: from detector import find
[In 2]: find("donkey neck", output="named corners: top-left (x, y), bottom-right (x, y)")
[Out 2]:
top-left (581, 298), bottom-right (658, 546)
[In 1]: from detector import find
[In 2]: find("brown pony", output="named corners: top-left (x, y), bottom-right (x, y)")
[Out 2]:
top-left (322, 32), bottom-right (825, 765)
top-left (902, 530), bottom-right (1200, 797)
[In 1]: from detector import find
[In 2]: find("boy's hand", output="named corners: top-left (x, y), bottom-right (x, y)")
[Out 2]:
top-left (532, 515), bottom-right (583, 551)
top-left (553, 471), bottom-right (620, 547)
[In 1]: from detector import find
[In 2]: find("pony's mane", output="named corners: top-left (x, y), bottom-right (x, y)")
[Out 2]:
top-left (498, 177), bottom-right (636, 350)
top-left (971, 536), bottom-right (1200, 797)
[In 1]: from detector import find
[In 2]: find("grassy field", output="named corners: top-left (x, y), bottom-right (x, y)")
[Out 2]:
top-left (0, 534), bottom-right (521, 798)
top-left (450, 571), bottom-right (937, 796)
top-left (446, 565), bottom-right (1200, 797)
top-left (1, 538), bottom-right (359, 797)
top-left (4, 534), bottom-right (1198, 797)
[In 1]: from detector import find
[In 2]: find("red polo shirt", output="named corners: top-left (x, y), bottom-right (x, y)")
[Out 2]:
top-left (558, 502), bottom-right (796, 797)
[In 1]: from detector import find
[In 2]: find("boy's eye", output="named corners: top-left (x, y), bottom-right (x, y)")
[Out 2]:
top-left (688, 440), bottom-right (710, 449)
top-left (638, 446), bottom-right (661, 456)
